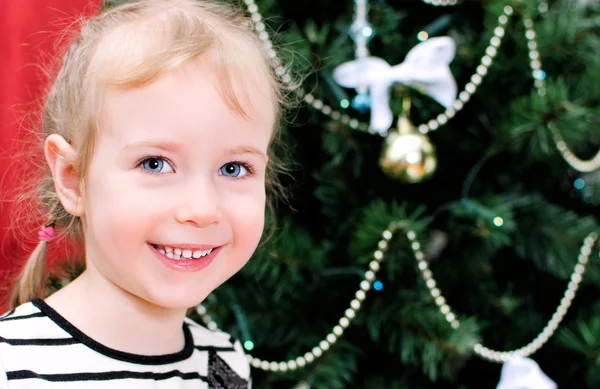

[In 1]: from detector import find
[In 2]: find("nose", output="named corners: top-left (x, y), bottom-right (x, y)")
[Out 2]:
top-left (174, 177), bottom-right (222, 228)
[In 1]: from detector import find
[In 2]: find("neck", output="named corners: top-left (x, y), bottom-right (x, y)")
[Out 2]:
top-left (44, 267), bottom-right (188, 356)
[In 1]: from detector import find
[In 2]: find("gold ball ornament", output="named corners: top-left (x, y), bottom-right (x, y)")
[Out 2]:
top-left (379, 116), bottom-right (437, 183)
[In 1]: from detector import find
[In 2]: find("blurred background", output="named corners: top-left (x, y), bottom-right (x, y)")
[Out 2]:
top-left (2, 0), bottom-right (600, 388)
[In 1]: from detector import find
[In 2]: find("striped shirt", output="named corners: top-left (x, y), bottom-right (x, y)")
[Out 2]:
top-left (0, 299), bottom-right (251, 388)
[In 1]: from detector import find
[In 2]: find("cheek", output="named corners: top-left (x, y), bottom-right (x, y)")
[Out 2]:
top-left (83, 163), bottom-right (159, 249)
top-left (229, 191), bottom-right (266, 257)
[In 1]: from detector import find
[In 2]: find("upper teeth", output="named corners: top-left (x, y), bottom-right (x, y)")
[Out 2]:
top-left (156, 245), bottom-right (213, 260)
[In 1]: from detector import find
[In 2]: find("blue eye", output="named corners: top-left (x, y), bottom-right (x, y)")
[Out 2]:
top-left (141, 157), bottom-right (174, 174)
top-left (220, 162), bottom-right (248, 178)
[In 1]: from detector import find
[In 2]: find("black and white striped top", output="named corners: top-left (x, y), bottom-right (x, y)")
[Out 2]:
top-left (0, 299), bottom-right (251, 388)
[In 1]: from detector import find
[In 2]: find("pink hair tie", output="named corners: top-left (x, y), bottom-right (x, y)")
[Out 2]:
top-left (38, 226), bottom-right (56, 243)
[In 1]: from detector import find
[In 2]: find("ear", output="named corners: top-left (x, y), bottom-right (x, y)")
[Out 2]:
top-left (44, 134), bottom-right (85, 217)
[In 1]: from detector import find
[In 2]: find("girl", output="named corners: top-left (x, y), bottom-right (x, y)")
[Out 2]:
top-left (0, 0), bottom-right (290, 387)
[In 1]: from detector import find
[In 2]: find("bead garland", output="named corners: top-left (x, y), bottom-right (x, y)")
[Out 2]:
top-left (407, 228), bottom-right (598, 363)
top-left (351, 0), bottom-right (372, 70)
top-left (348, 0), bottom-right (374, 112)
top-left (196, 219), bottom-right (597, 369)
top-left (522, 17), bottom-right (600, 172)
top-left (195, 223), bottom-right (394, 372)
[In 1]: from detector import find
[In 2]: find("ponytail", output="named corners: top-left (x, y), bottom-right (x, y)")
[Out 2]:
top-left (9, 240), bottom-right (49, 309)
top-left (8, 224), bottom-right (56, 310)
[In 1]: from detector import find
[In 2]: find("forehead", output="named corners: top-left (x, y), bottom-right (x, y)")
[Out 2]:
top-left (99, 55), bottom-right (276, 147)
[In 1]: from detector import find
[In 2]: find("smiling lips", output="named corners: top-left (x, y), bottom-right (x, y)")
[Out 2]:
top-left (152, 244), bottom-right (215, 260)
top-left (150, 243), bottom-right (220, 272)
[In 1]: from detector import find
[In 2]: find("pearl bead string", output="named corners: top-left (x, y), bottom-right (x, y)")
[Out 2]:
top-left (349, 0), bottom-right (373, 103)
top-left (522, 17), bottom-right (600, 172)
top-left (352, 0), bottom-right (371, 68)
top-left (242, 0), bottom-right (512, 137)
top-left (196, 219), bottom-right (597, 369)
top-left (407, 228), bottom-right (598, 363)
top-left (196, 224), bottom-right (394, 372)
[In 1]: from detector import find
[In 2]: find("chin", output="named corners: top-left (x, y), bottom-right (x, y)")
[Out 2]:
top-left (141, 286), bottom-right (213, 311)
top-left (163, 293), bottom-right (211, 310)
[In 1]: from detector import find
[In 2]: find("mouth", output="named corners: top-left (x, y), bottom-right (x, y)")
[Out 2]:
top-left (149, 242), bottom-right (222, 273)
top-left (151, 244), bottom-right (216, 261)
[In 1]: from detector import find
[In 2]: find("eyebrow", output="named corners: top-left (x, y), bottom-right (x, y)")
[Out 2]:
top-left (122, 141), bottom-right (180, 152)
top-left (122, 142), bottom-right (266, 160)
top-left (226, 145), bottom-right (267, 161)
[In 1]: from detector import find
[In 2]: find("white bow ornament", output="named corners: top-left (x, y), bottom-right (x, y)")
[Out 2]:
top-left (333, 37), bottom-right (458, 134)
top-left (496, 356), bottom-right (557, 389)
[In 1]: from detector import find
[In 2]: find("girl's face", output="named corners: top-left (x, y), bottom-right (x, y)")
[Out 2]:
top-left (82, 58), bottom-right (275, 309)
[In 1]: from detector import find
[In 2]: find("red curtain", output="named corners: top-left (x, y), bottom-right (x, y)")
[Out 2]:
top-left (0, 0), bottom-right (100, 304)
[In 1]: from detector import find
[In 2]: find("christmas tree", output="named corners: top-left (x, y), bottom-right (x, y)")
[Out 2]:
top-left (109, 0), bottom-right (600, 387)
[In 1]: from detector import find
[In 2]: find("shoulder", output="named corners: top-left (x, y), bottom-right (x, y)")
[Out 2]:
top-left (0, 300), bottom-right (73, 369)
top-left (0, 300), bottom-right (66, 389)
top-left (184, 317), bottom-right (251, 385)
top-left (0, 299), bottom-right (66, 339)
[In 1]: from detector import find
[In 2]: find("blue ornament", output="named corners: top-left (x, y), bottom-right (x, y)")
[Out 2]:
top-left (351, 93), bottom-right (371, 113)
top-left (373, 281), bottom-right (383, 291)
top-left (574, 178), bottom-right (585, 190)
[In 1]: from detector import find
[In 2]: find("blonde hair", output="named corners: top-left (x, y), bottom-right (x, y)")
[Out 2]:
top-left (9, 0), bottom-right (293, 309)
